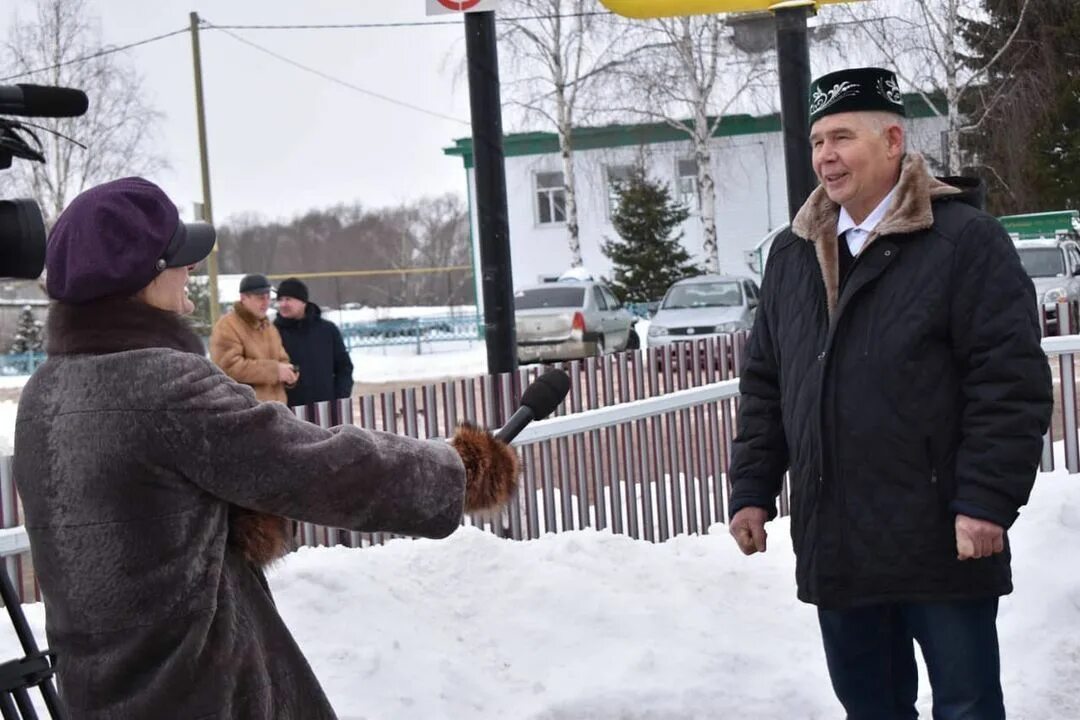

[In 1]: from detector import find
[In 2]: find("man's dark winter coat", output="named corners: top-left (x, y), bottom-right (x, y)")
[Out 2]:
top-left (728, 154), bottom-right (1053, 610)
top-left (275, 302), bottom-right (354, 407)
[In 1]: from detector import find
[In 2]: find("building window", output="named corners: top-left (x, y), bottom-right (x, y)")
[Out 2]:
top-left (535, 171), bottom-right (566, 225)
top-left (677, 158), bottom-right (699, 209)
top-left (606, 165), bottom-right (636, 217)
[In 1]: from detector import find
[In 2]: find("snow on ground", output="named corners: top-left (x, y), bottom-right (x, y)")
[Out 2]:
top-left (0, 376), bottom-right (32, 390)
top-left (2, 450), bottom-right (1078, 719)
top-left (350, 340), bottom-right (488, 384)
top-left (327, 305), bottom-right (479, 325)
top-left (0, 401), bottom-right (17, 454)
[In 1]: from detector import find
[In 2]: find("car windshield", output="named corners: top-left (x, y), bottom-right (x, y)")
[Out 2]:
top-left (1017, 247), bottom-right (1065, 278)
top-left (514, 286), bottom-right (586, 310)
top-left (662, 282), bottom-right (743, 309)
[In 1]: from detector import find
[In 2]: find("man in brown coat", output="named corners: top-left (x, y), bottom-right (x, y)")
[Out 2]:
top-left (210, 273), bottom-right (298, 402)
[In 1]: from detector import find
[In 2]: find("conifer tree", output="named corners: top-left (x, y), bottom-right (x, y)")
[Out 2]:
top-left (9, 305), bottom-right (43, 354)
top-left (602, 170), bottom-right (699, 304)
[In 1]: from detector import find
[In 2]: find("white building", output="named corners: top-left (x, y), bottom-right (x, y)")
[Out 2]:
top-left (444, 96), bottom-right (947, 296)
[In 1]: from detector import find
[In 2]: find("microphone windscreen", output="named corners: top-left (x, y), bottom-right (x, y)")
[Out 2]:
top-left (520, 369), bottom-right (571, 420)
top-left (14, 85), bottom-right (89, 117)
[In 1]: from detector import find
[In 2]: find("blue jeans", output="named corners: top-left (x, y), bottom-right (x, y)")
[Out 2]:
top-left (817, 598), bottom-right (1005, 720)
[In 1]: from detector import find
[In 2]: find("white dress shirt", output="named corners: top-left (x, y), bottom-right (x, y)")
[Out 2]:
top-left (836, 185), bottom-right (899, 256)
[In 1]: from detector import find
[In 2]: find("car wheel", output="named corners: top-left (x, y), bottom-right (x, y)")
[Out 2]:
top-left (626, 329), bottom-right (640, 350)
top-left (594, 335), bottom-right (606, 356)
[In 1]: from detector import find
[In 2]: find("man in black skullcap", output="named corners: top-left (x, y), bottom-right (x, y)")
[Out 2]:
top-left (273, 277), bottom-right (354, 411)
top-left (726, 67), bottom-right (1051, 719)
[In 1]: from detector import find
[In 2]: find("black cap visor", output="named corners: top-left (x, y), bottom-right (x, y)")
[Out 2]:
top-left (163, 221), bottom-right (216, 268)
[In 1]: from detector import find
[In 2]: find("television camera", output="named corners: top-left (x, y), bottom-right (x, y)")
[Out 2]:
top-left (0, 82), bottom-right (88, 720)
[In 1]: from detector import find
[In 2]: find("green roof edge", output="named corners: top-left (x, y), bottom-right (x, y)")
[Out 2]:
top-left (444, 92), bottom-right (944, 169)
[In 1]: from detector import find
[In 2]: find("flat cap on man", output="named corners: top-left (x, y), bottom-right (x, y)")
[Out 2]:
top-left (239, 274), bottom-right (273, 295)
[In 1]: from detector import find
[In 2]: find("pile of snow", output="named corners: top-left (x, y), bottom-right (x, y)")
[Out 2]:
top-left (3, 456), bottom-right (1078, 719)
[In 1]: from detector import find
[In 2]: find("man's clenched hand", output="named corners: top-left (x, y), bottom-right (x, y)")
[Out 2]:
top-left (955, 514), bottom-right (1005, 560)
top-left (730, 507), bottom-right (769, 555)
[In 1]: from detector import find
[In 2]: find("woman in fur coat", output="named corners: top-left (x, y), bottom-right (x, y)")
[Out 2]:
top-left (13, 177), bottom-right (518, 719)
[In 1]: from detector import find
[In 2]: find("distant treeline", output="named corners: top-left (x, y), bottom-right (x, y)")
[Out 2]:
top-left (212, 193), bottom-right (475, 308)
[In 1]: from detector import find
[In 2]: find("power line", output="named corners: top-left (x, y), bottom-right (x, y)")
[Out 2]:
top-left (0, 27), bottom-right (189, 82)
top-left (202, 11), bottom-right (612, 31)
top-left (0, 10), bottom-right (614, 84)
top-left (203, 21), bottom-right (470, 126)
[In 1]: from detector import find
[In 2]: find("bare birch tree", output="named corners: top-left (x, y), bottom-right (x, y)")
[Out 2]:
top-left (607, 15), bottom-right (771, 273)
top-left (498, 0), bottom-right (623, 267)
top-left (826, 0), bottom-right (1030, 175)
top-left (0, 0), bottom-right (167, 224)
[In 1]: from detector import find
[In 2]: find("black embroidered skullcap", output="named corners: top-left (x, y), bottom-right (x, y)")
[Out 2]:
top-left (809, 67), bottom-right (906, 125)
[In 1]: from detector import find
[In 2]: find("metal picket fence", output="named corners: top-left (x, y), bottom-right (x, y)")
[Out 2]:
top-left (3, 330), bottom-right (1080, 604)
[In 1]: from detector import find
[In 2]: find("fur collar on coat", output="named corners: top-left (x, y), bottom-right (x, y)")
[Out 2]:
top-left (791, 153), bottom-right (962, 315)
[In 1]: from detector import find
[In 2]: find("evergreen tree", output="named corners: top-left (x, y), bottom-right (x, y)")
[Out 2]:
top-left (9, 305), bottom-right (43, 354)
top-left (1029, 8), bottom-right (1080, 210)
top-left (602, 170), bottom-right (699, 304)
top-left (188, 276), bottom-right (213, 337)
top-left (962, 0), bottom-right (1080, 213)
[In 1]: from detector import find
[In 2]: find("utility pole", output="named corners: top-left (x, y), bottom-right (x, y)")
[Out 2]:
top-left (189, 11), bottom-right (220, 326)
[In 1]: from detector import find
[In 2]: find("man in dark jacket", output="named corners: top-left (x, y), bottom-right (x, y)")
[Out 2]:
top-left (727, 67), bottom-right (1052, 720)
top-left (274, 277), bottom-right (354, 410)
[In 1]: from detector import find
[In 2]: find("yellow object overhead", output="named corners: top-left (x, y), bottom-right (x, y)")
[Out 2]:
top-left (598, 0), bottom-right (861, 19)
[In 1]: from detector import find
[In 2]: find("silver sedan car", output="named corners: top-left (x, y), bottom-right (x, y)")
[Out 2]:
top-left (515, 280), bottom-right (639, 364)
top-left (647, 274), bottom-right (759, 348)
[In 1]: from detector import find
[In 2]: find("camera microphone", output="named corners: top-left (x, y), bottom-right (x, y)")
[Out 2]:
top-left (0, 84), bottom-right (89, 118)
top-left (495, 369), bottom-right (571, 444)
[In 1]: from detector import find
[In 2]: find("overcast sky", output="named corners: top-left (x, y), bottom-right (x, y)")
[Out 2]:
top-left (0, 0), bottom-right (479, 224)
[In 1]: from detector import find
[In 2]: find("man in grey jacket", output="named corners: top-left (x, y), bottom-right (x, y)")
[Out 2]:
top-left (14, 177), bottom-right (518, 719)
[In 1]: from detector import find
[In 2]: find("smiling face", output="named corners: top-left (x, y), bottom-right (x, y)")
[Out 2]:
top-left (136, 266), bottom-right (195, 315)
top-left (276, 296), bottom-right (306, 320)
top-left (810, 111), bottom-right (905, 224)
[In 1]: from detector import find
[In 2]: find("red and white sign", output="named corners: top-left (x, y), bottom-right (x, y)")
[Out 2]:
top-left (426, 0), bottom-right (499, 15)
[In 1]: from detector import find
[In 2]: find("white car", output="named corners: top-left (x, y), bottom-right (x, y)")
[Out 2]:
top-left (1014, 238), bottom-right (1080, 334)
top-left (647, 274), bottom-right (760, 348)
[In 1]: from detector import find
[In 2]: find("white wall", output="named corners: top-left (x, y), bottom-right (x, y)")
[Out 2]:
top-left (466, 114), bottom-right (948, 298)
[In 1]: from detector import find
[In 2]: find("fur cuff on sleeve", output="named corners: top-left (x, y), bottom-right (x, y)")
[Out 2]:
top-left (450, 422), bottom-right (520, 512)
top-left (229, 507), bottom-right (293, 567)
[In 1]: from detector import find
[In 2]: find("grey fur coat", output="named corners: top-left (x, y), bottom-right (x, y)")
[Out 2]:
top-left (14, 299), bottom-right (471, 719)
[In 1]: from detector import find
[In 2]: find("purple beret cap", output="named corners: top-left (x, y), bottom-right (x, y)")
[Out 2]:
top-left (46, 177), bottom-right (215, 304)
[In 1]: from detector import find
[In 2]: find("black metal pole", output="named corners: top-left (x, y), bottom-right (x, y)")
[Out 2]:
top-left (774, 5), bottom-right (817, 221)
top-left (464, 11), bottom-right (518, 381)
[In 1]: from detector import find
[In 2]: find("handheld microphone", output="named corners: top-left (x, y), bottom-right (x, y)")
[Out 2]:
top-left (495, 369), bottom-right (571, 443)
top-left (0, 84), bottom-right (89, 118)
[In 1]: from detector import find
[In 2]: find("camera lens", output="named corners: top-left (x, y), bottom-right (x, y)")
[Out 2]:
top-left (0, 199), bottom-right (46, 279)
